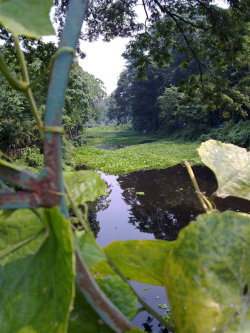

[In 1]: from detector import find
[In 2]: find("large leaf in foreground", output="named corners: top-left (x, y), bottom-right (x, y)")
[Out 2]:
top-left (0, 0), bottom-right (54, 38)
top-left (165, 211), bottom-right (250, 333)
top-left (76, 232), bottom-right (137, 320)
top-left (64, 170), bottom-right (107, 208)
top-left (103, 240), bottom-right (171, 285)
top-left (198, 140), bottom-right (250, 200)
top-left (0, 207), bottom-right (75, 333)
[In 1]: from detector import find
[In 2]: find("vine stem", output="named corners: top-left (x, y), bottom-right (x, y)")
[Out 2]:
top-left (184, 161), bottom-right (213, 212)
top-left (106, 254), bottom-right (175, 332)
top-left (13, 35), bottom-right (43, 137)
top-left (0, 56), bottom-right (29, 91)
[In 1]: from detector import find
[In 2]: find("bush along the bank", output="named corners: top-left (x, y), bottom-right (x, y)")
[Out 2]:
top-left (199, 120), bottom-right (250, 149)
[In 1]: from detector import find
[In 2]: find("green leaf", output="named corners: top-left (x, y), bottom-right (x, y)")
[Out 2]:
top-left (69, 285), bottom-right (113, 333)
top-left (72, 235), bottom-right (137, 328)
top-left (96, 276), bottom-right (137, 320)
top-left (76, 231), bottom-right (107, 269)
top-left (0, 209), bottom-right (45, 258)
top-left (64, 170), bottom-right (107, 208)
top-left (165, 211), bottom-right (250, 333)
top-left (0, 0), bottom-right (54, 38)
top-left (0, 207), bottom-right (75, 333)
top-left (76, 231), bottom-right (114, 278)
top-left (103, 240), bottom-right (171, 285)
top-left (198, 140), bottom-right (250, 200)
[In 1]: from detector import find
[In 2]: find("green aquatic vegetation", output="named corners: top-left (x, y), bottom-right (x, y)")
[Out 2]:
top-left (82, 125), bottom-right (161, 148)
top-left (74, 139), bottom-right (199, 174)
top-left (74, 126), bottom-right (199, 174)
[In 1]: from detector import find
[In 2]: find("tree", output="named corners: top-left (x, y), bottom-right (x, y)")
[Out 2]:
top-left (64, 63), bottom-right (106, 137)
top-left (107, 69), bottom-right (134, 124)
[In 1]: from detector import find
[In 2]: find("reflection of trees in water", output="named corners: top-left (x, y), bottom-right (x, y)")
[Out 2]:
top-left (87, 164), bottom-right (249, 240)
top-left (88, 183), bottom-right (112, 238)
top-left (118, 165), bottom-right (217, 240)
top-left (142, 316), bottom-right (169, 333)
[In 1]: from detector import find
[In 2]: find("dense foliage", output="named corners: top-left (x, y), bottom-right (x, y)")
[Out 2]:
top-left (108, 46), bottom-right (250, 146)
top-left (91, 0), bottom-right (250, 146)
top-left (0, 43), bottom-right (105, 153)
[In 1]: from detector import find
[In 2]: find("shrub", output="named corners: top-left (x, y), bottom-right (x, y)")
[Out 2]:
top-left (199, 120), bottom-right (250, 148)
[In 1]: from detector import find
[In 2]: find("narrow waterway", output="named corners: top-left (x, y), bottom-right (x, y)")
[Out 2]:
top-left (88, 164), bottom-right (250, 332)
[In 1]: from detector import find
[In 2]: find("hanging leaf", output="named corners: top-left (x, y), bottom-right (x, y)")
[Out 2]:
top-left (64, 170), bottom-right (107, 207)
top-left (165, 211), bottom-right (250, 333)
top-left (0, 207), bottom-right (75, 333)
top-left (198, 140), bottom-right (250, 200)
top-left (76, 231), bottom-right (107, 268)
top-left (0, 0), bottom-right (54, 38)
top-left (76, 231), bottom-right (114, 278)
top-left (103, 240), bottom-right (171, 285)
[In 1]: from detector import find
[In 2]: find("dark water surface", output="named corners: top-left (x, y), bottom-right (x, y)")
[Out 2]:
top-left (88, 164), bottom-right (250, 332)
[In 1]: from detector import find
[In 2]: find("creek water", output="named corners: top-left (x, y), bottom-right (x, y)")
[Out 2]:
top-left (88, 164), bottom-right (250, 332)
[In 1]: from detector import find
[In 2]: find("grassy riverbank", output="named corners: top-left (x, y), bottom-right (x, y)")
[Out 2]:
top-left (74, 126), bottom-right (200, 174)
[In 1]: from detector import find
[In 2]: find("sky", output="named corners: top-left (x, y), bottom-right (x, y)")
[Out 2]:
top-left (79, 37), bottom-right (130, 95)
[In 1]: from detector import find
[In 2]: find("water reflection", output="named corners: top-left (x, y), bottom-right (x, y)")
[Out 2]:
top-left (88, 185), bottom-right (112, 238)
top-left (89, 164), bottom-right (250, 243)
top-left (117, 164), bottom-right (207, 240)
top-left (87, 164), bottom-right (250, 332)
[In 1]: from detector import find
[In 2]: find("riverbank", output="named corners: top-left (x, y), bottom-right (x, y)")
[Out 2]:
top-left (74, 126), bottom-right (200, 174)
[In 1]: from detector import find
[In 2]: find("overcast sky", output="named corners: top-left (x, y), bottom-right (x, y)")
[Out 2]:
top-left (79, 37), bottom-right (129, 95)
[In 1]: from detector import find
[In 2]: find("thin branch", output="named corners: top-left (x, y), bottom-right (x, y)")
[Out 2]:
top-left (152, 0), bottom-right (208, 30)
top-left (0, 56), bottom-right (29, 91)
top-left (13, 35), bottom-right (44, 137)
top-left (195, 0), bottom-right (226, 39)
top-left (152, 0), bottom-right (205, 80)
top-left (142, 0), bottom-right (149, 30)
top-left (185, 161), bottom-right (214, 212)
